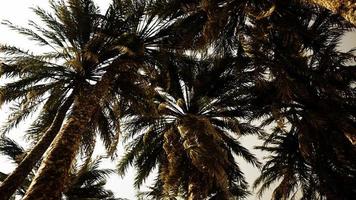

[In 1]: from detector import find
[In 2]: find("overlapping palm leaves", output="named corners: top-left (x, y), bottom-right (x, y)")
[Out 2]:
top-left (64, 158), bottom-right (120, 200)
top-left (0, 0), bottom-right (355, 199)
top-left (0, 137), bottom-right (31, 199)
top-left (150, 0), bottom-right (282, 55)
top-left (0, 0), bottom-right (119, 158)
top-left (0, 136), bottom-right (120, 200)
top-left (254, 127), bottom-right (323, 200)
top-left (0, 0), bottom-right (199, 199)
top-left (0, 0), bottom-right (205, 158)
top-left (151, 0), bottom-right (355, 55)
top-left (0, 1), bottom-right (121, 198)
top-left (246, 1), bottom-right (356, 199)
top-left (118, 55), bottom-right (262, 199)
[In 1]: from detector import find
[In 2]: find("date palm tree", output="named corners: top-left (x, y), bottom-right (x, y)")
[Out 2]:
top-left (0, 0), bottom-right (202, 199)
top-left (246, 2), bottom-right (356, 199)
top-left (0, 84), bottom-right (76, 200)
top-left (0, 0), bottom-right (124, 198)
top-left (118, 55), bottom-right (261, 200)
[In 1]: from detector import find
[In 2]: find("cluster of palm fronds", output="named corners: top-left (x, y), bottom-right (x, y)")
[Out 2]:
top-left (0, 136), bottom-right (125, 200)
top-left (0, 0), bottom-right (355, 200)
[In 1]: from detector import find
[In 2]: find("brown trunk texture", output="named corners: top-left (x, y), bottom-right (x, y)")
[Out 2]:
top-left (0, 96), bottom-right (74, 200)
top-left (187, 173), bottom-right (205, 200)
top-left (307, 0), bottom-right (356, 26)
top-left (22, 61), bottom-right (126, 200)
top-left (21, 91), bottom-right (100, 200)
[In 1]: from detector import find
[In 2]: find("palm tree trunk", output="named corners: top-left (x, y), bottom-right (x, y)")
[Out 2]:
top-left (0, 95), bottom-right (74, 200)
top-left (305, 0), bottom-right (356, 26)
top-left (187, 172), bottom-right (211, 200)
top-left (22, 60), bottom-right (129, 200)
top-left (187, 173), bottom-right (201, 200)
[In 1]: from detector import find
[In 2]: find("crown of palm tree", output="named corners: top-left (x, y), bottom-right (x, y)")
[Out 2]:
top-left (118, 55), bottom-right (262, 199)
top-left (0, 0), bottom-right (120, 154)
top-left (0, 0), bottom-right (355, 199)
top-left (0, 1), bottom-right (200, 199)
top-left (0, 0), bottom-right (198, 158)
top-left (245, 2), bottom-right (356, 199)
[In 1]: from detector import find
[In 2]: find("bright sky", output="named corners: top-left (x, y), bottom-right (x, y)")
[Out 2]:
top-left (0, 1), bottom-right (355, 200)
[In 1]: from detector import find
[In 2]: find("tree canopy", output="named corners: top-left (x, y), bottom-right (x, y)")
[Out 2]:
top-left (0, 0), bottom-right (355, 200)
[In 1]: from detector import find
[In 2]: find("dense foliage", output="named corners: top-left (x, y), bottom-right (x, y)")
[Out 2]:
top-left (0, 0), bottom-right (355, 200)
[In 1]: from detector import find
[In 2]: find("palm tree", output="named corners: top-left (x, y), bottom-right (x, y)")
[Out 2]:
top-left (118, 55), bottom-right (261, 199)
top-left (0, 137), bottom-right (121, 200)
top-left (0, 0), bottom-right (123, 198)
top-left (0, 85), bottom-right (75, 200)
top-left (246, 1), bottom-right (356, 199)
top-left (0, 0), bottom-right (200, 199)
top-left (0, 0), bottom-right (353, 199)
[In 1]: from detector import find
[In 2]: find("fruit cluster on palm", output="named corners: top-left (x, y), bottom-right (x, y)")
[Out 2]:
top-left (0, 0), bottom-right (355, 200)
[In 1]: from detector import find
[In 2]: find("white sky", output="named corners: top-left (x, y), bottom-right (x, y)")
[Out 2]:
top-left (0, 1), bottom-right (355, 200)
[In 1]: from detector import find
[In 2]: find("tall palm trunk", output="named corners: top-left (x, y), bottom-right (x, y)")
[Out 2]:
top-left (0, 95), bottom-right (75, 200)
top-left (22, 61), bottom-right (129, 200)
top-left (306, 0), bottom-right (356, 26)
top-left (177, 117), bottom-right (230, 199)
